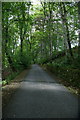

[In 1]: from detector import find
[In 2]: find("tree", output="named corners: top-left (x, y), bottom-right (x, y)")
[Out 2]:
top-left (59, 2), bottom-right (73, 58)
top-left (2, 2), bottom-right (79, 75)
top-left (78, 1), bottom-right (80, 57)
top-left (2, 3), bottom-right (16, 71)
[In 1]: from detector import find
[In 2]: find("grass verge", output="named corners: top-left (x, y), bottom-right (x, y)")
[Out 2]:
top-left (42, 56), bottom-right (80, 96)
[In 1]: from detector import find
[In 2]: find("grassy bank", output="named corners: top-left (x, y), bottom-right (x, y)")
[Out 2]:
top-left (2, 65), bottom-right (31, 86)
top-left (43, 56), bottom-right (80, 95)
top-left (2, 70), bottom-right (22, 86)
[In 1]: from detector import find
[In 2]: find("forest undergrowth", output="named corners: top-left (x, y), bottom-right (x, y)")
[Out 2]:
top-left (42, 47), bottom-right (80, 95)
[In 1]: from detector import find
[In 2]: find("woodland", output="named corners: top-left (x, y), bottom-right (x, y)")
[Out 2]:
top-left (2, 2), bottom-right (80, 93)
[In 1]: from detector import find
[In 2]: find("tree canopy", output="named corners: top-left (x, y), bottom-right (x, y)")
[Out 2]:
top-left (2, 2), bottom-right (80, 82)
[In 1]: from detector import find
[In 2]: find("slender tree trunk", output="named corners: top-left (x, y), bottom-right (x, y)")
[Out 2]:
top-left (78, 1), bottom-right (80, 57)
top-left (5, 21), bottom-right (15, 71)
top-left (18, 3), bottom-right (26, 57)
top-left (20, 27), bottom-right (23, 55)
top-left (2, 22), bottom-right (5, 68)
top-left (60, 3), bottom-right (73, 58)
top-left (42, 2), bottom-right (47, 57)
top-left (40, 2), bottom-right (46, 58)
top-left (65, 21), bottom-right (73, 57)
top-left (59, 4), bottom-right (68, 55)
top-left (48, 2), bottom-right (53, 57)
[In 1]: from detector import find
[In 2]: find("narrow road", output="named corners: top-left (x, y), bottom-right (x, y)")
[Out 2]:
top-left (3, 64), bottom-right (79, 118)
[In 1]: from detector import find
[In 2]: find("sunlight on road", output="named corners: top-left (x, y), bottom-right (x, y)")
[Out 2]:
top-left (22, 82), bottom-right (69, 92)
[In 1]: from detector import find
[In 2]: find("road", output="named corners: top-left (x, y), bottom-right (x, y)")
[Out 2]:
top-left (3, 64), bottom-right (79, 118)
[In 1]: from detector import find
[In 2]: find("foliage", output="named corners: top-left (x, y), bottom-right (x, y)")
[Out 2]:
top-left (2, 2), bottom-right (80, 87)
top-left (44, 49), bottom-right (80, 89)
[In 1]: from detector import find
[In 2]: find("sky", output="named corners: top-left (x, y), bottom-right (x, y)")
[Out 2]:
top-left (31, 0), bottom-right (40, 5)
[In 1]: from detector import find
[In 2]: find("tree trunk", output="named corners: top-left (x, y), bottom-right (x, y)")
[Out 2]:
top-left (41, 2), bottom-right (47, 57)
top-left (5, 24), bottom-right (16, 71)
top-left (59, 3), bottom-right (68, 56)
top-left (78, 1), bottom-right (80, 57)
top-left (20, 27), bottom-right (23, 55)
top-left (48, 2), bottom-right (53, 57)
top-left (61, 3), bottom-right (73, 58)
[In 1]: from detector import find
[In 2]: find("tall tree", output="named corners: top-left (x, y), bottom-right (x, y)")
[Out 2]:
top-left (2, 3), bottom-right (16, 71)
top-left (59, 2), bottom-right (73, 58)
top-left (78, 1), bottom-right (80, 57)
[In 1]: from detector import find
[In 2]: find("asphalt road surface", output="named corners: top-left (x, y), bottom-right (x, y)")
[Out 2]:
top-left (3, 64), bottom-right (79, 118)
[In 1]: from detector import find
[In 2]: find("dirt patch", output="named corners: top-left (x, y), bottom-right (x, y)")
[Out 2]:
top-left (2, 69), bottom-right (30, 109)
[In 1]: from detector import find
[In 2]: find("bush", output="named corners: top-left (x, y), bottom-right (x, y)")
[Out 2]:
top-left (45, 59), bottom-right (80, 88)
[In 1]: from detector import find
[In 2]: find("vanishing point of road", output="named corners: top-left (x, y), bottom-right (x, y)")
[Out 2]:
top-left (3, 64), bottom-right (79, 118)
